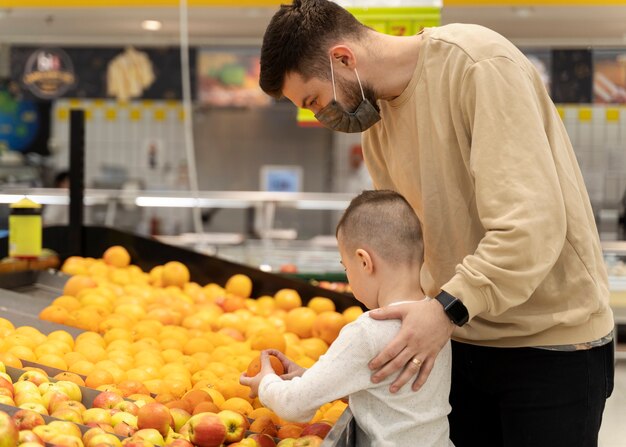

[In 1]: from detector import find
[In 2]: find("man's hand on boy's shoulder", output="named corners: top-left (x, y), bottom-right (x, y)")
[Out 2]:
top-left (368, 299), bottom-right (454, 393)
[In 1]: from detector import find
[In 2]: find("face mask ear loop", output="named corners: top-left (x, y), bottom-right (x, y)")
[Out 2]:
top-left (329, 54), bottom-right (338, 101)
top-left (354, 67), bottom-right (366, 101)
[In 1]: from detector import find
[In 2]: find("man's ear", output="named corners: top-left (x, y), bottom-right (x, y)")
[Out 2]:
top-left (355, 248), bottom-right (374, 274)
top-left (329, 45), bottom-right (357, 69)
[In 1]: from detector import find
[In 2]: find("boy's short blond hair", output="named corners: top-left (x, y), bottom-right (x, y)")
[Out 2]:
top-left (336, 190), bottom-right (424, 265)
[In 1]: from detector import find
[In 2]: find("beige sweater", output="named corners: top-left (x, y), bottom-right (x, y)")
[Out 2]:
top-left (362, 24), bottom-right (614, 347)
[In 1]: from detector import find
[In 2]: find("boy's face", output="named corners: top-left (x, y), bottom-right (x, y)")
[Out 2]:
top-left (338, 235), bottom-right (377, 310)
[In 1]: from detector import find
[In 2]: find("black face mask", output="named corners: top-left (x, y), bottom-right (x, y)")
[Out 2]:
top-left (314, 57), bottom-right (381, 133)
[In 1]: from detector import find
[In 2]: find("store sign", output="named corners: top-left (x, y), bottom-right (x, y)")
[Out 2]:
top-left (22, 48), bottom-right (76, 99)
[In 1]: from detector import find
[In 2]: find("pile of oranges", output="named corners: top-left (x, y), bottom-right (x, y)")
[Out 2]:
top-left (0, 245), bottom-right (362, 426)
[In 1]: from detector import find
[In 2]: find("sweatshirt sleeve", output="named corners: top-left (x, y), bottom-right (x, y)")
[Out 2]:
top-left (442, 56), bottom-right (567, 320)
top-left (258, 320), bottom-right (374, 423)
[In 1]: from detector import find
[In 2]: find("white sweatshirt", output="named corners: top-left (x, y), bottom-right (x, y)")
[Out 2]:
top-left (259, 312), bottom-right (454, 447)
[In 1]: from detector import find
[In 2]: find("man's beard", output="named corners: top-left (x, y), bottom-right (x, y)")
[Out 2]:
top-left (336, 76), bottom-right (380, 113)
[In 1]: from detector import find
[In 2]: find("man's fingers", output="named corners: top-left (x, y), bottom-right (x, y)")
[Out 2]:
top-left (368, 306), bottom-right (404, 321)
top-left (411, 357), bottom-right (435, 392)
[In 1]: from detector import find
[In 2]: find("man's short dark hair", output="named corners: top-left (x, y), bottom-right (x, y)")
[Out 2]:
top-left (260, 0), bottom-right (367, 99)
top-left (336, 190), bottom-right (424, 265)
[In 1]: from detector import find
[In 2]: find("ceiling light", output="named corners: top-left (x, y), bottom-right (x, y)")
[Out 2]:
top-left (512, 7), bottom-right (534, 19)
top-left (141, 20), bottom-right (162, 31)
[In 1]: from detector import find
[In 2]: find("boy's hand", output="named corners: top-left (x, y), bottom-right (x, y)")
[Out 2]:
top-left (368, 299), bottom-right (454, 393)
top-left (240, 351), bottom-right (277, 399)
top-left (264, 349), bottom-right (306, 380)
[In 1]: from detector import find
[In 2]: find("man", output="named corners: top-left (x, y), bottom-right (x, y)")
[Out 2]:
top-left (261, 1), bottom-right (615, 446)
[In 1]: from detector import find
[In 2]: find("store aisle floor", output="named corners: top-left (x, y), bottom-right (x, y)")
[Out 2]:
top-left (600, 361), bottom-right (626, 447)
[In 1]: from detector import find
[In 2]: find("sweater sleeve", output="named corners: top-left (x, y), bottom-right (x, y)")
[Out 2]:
top-left (442, 56), bottom-right (567, 320)
top-left (258, 320), bottom-right (374, 423)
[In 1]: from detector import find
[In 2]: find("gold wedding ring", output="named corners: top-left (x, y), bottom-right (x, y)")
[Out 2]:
top-left (411, 357), bottom-right (422, 368)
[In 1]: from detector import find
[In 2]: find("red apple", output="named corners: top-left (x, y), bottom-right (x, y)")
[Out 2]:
top-left (167, 440), bottom-right (194, 447)
top-left (122, 441), bottom-right (154, 447)
top-left (217, 409), bottom-right (249, 443)
top-left (276, 439), bottom-right (297, 447)
top-left (137, 402), bottom-right (174, 436)
top-left (54, 381), bottom-right (82, 402)
top-left (18, 402), bottom-right (48, 415)
top-left (230, 439), bottom-right (258, 447)
top-left (170, 408), bottom-right (191, 432)
top-left (114, 400), bottom-right (139, 416)
top-left (83, 408), bottom-right (112, 425)
top-left (250, 433), bottom-right (277, 447)
top-left (300, 422), bottom-right (332, 439)
top-left (42, 390), bottom-right (71, 413)
top-left (294, 436), bottom-right (323, 447)
top-left (86, 433), bottom-right (124, 447)
top-left (49, 433), bottom-right (83, 447)
top-left (18, 371), bottom-right (49, 386)
top-left (114, 422), bottom-right (137, 438)
top-left (0, 411), bottom-right (19, 447)
top-left (92, 391), bottom-right (124, 409)
top-left (83, 427), bottom-right (108, 446)
top-left (18, 430), bottom-right (44, 446)
top-left (187, 412), bottom-right (226, 447)
top-left (55, 400), bottom-right (87, 414)
top-left (11, 408), bottom-right (45, 430)
top-left (132, 428), bottom-right (165, 446)
top-left (0, 396), bottom-right (15, 406)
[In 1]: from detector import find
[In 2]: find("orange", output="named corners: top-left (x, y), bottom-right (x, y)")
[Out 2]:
top-left (69, 360), bottom-right (95, 376)
top-left (39, 305), bottom-right (70, 325)
top-left (183, 338), bottom-right (213, 356)
top-left (8, 345), bottom-right (36, 362)
top-left (52, 295), bottom-right (82, 312)
top-left (64, 351), bottom-right (87, 367)
top-left (312, 311), bottom-right (347, 345)
top-left (63, 275), bottom-right (97, 297)
top-left (285, 307), bottom-right (317, 339)
top-left (75, 332), bottom-right (106, 348)
top-left (249, 329), bottom-right (286, 353)
top-left (342, 306), bottom-right (364, 323)
top-left (103, 328), bottom-right (133, 345)
top-left (249, 407), bottom-right (280, 424)
top-left (0, 352), bottom-right (22, 368)
top-left (246, 355), bottom-right (285, 377)
top-left (37, 354), bottom-right (67, 371)
top-left (0, 317), bottom-right (15, 331)
top-left (299, 337), bottom-right (329, 361)
top-left (102, 246), bottom-right (131, 268)
top-left (224, 274), bottom-right (253, 299)
top-left (307, 297), bottom-right (336, 314)
top-left (47, 330), bottom-right (75, 348)
top-left (274, 289), bottom-right (302, 311)
top-left (220, 397), bottom-right (254, 415)
top-left (162, 261), bottom-right (190, 287)
top-left (75, 345), bottom-right (107, 364)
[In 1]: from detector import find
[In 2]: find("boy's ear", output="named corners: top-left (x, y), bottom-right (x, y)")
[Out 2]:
top-left (355, 248), bottom-right (374, 274)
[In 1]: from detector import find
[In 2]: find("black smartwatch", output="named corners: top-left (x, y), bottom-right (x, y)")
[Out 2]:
top-left (435, 291), bottom-right (469, 327)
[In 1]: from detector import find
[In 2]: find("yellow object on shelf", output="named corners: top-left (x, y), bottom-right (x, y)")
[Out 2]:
top-left (9, 197), bottom-right (42, 260)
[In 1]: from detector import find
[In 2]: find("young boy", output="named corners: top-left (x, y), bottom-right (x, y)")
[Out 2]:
top-left (240, 190), bottom-right (453, 447)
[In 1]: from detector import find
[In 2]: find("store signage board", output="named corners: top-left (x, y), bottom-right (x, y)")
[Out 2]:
top-left (22, 48), bottom-right (76, 99)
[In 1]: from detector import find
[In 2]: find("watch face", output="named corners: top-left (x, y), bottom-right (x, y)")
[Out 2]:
top-left (447, 301), bottom-right (469, 326)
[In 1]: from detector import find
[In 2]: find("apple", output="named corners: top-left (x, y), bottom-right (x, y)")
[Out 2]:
top-left (50, 407), bottom-right (83, 424)
top-left (121, 440), bottom-right (154, 447)
top-left (114, 422), bottom-right (137, 438)
top-left (20, 443), bottom-right (46, 447)
top-left (169, 408), bottom-right (191, 433)
top-left (250, 415), bottom-right (278, 437)
top-left (164, 431), bottom-right (188, 443)
top-left (137, 402), bottom-right (173, 436)
top-left (32, 425), bottom-right (58, 443)
top-left (229, 439), bottom-right (258, 447)
top-left (293, 435), bottom-right (323, 447)
top-left (114, 400), bottom-right (139, 416)
top-left (19, 430), bottom-right (44, 446)
top-left (87, 422), bottom-right (116, 434)
top-left (38, 382), bottom-right (59, 395)
top-left (249, 433), bottom-right (277, 447)
top-left (83, 408), bottom-right (112, 425)
top-left (300, 421), bottom-right (332, 439)
top-left (92, 391), bottom-right (124, 409)
top-left (18, 402), bottom-right (48, 415)
top-left (18, 371), bottom-right (49, 386)
top-left (55, 400), bottom-right (87, 414)
top-left (48, 420), bottom-right (83, 439)
top-left (55, 381), bottom-right (82, 402)
top-left (49, 433), bottom-right (83, 447)
top-left (14, 391), bottom-right (43, 406)
top-left (0, 389), bottom-right (12, 399)
top-left (0, 377), bottom-right (14, 396)
top-left (42, 390), bottom-right (70, 413)
top-left (187, 412), bottom-right (226, 447)
top-left (86, 433), bottom-right (124, 447)
top-left (12, 408), bottom-right (45, 430)
top-left (0, 396), bottom-right (15, 406)
top-left (217, 410), bottom-right (249, 443)
top-left (167, 440), bottom-right (194, 447)
top-left (0, 411), bottom-right (19, 447)
top-left (276, 439), bottom-right (297, 447)
top-left (13, 381), bottom-right (39, 395)
top-left (83, 427), bottom-right (108, 446)
top-left (132, 428), bottom-right (165, 446)
top-left (111, 411), bottom-right (138, 428)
